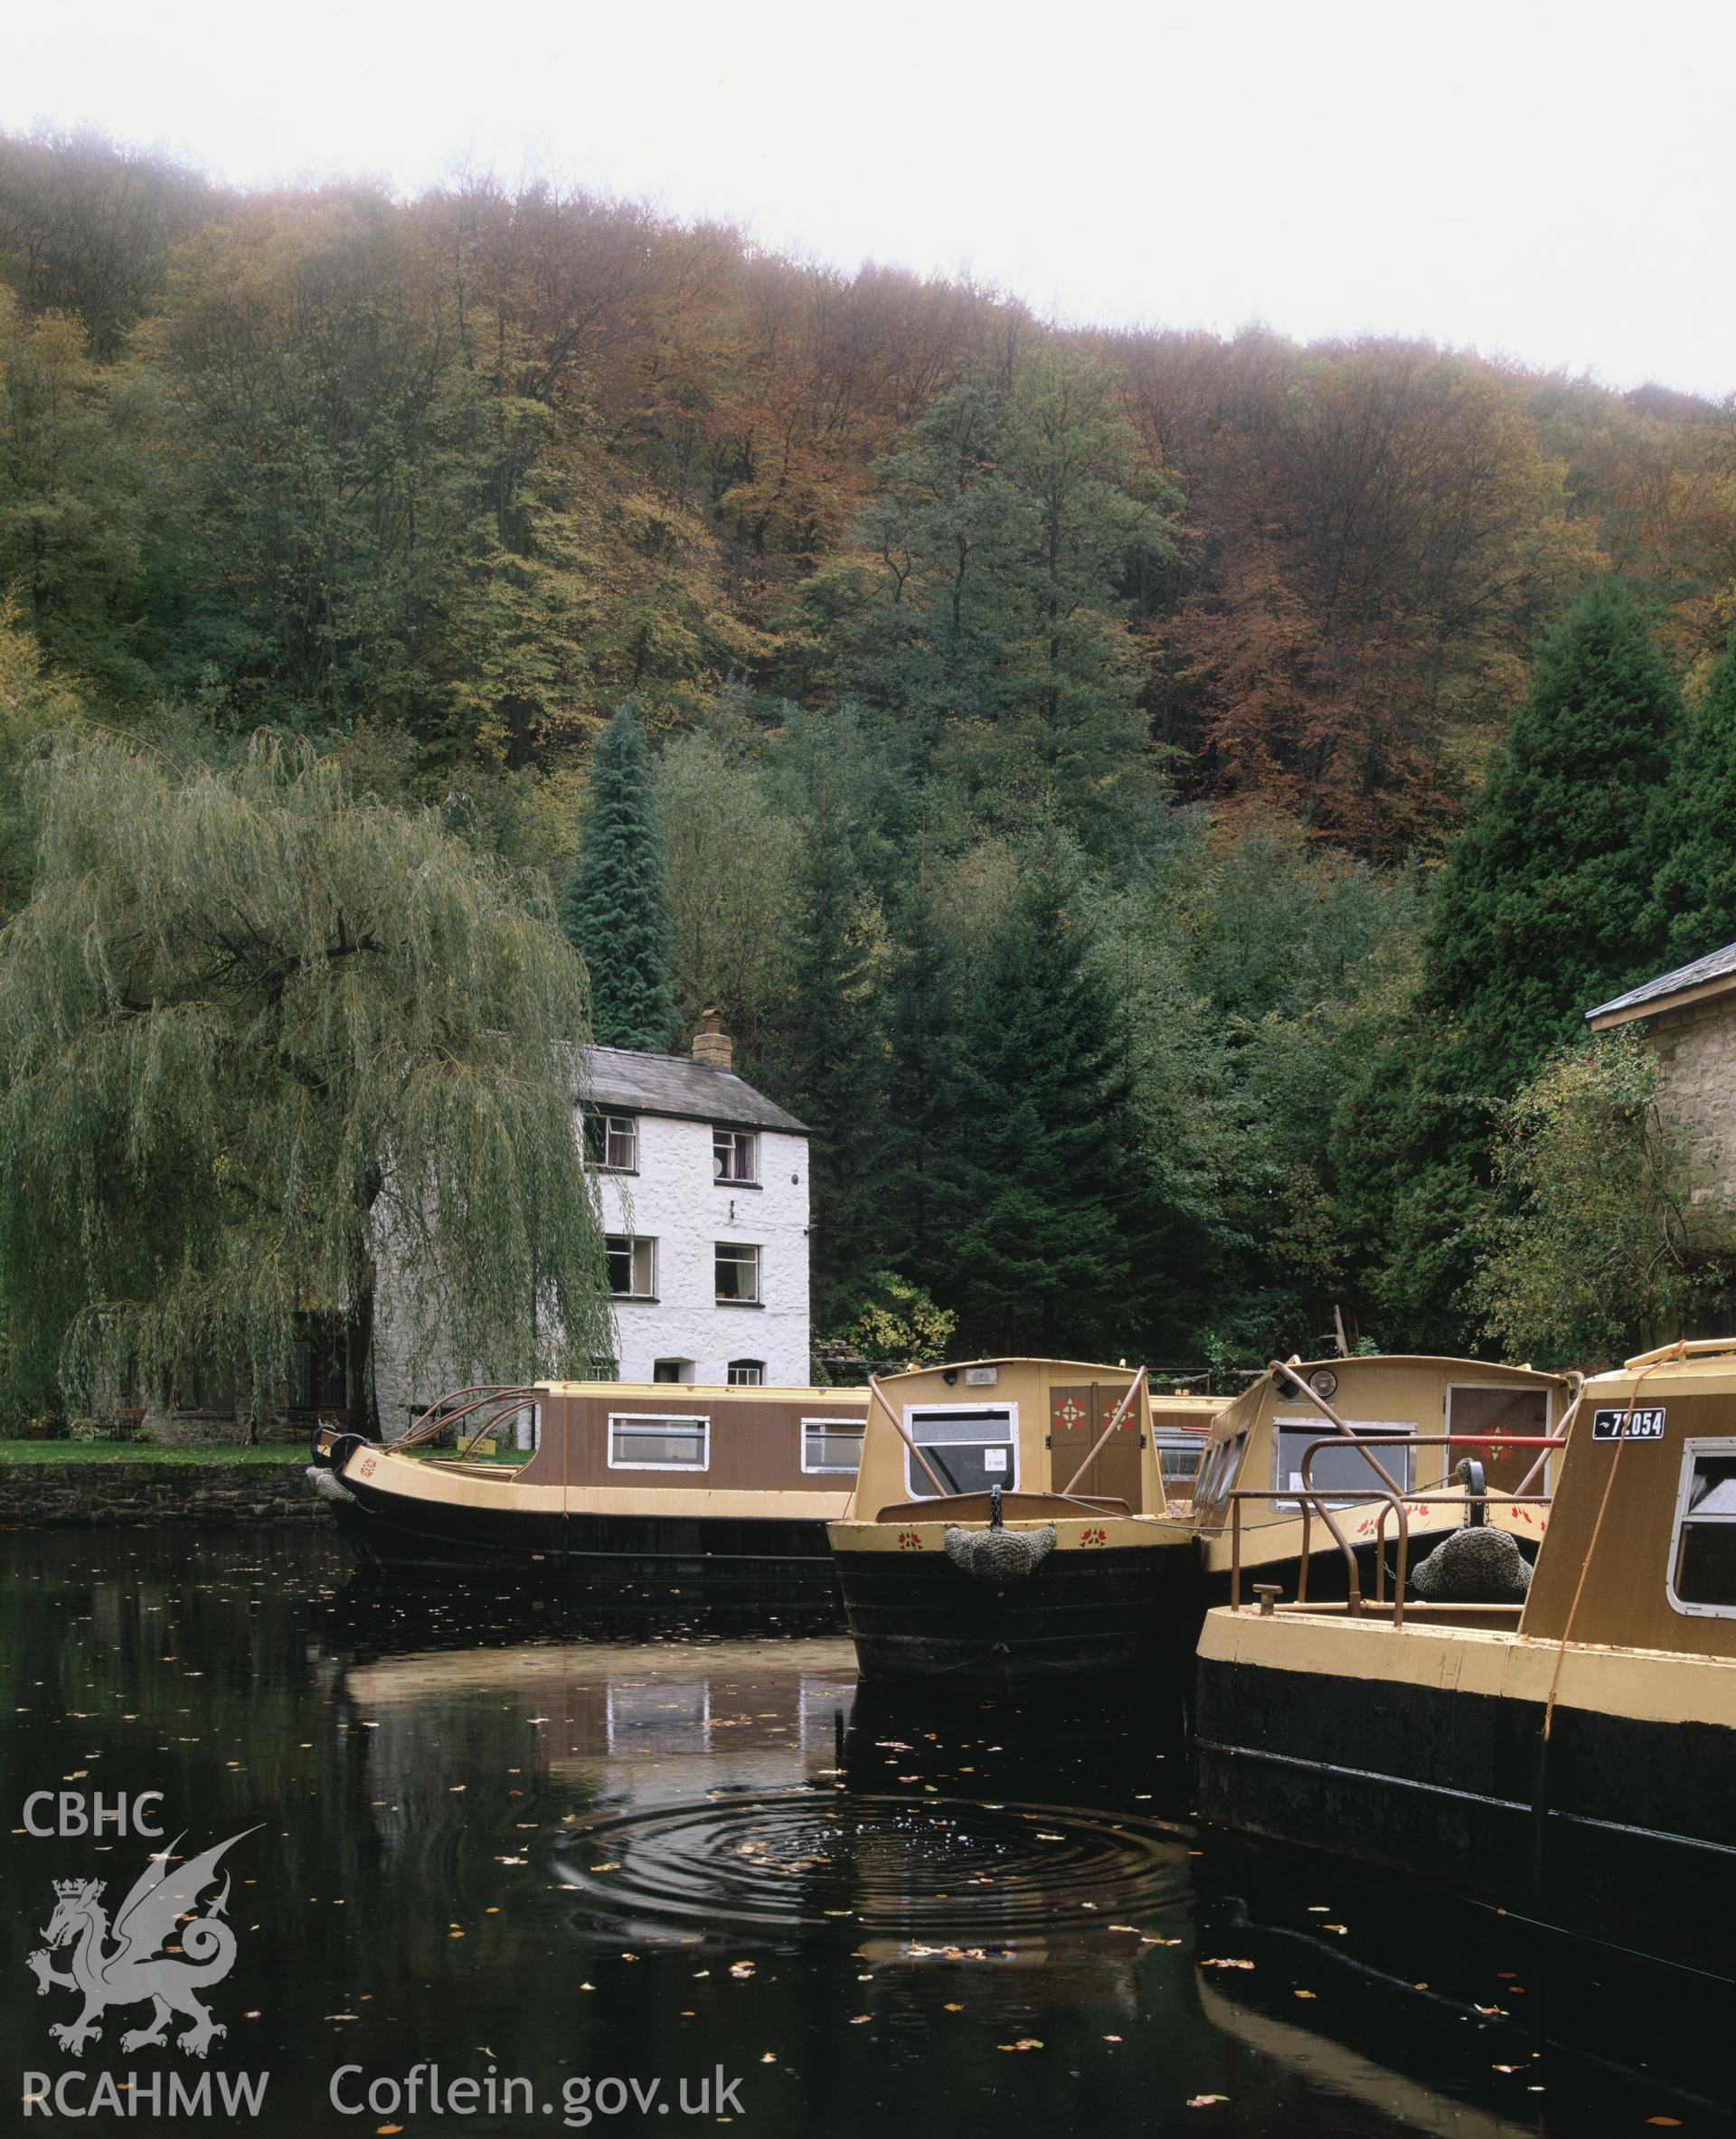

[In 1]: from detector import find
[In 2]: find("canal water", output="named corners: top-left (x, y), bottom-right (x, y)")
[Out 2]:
top-left (2, 1531), bottom-right (1723, 2136)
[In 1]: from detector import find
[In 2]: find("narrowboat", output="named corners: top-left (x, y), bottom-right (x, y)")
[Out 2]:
top-left (1193, 1340), bottom-right (1736, 1978)
top-left (309, 1379), bottom-right (869, 1602)
top-left (826, 1359), bottom-right (1225, 1691)
top-left (1188, 1353), bottom-right (1572, 1605)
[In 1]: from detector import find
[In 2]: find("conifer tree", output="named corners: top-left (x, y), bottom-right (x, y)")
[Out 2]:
top-left (1650, 633), bottom-right (1736, 964)
top-left (559, 702), bottom-right (676, 1051)
top-left (769, 751), bottom-right (889, 1329)
top-left (936, 829), bottom-right (1139, 1357)
top-left (1420, 577), bottom-right (1677, 1096)
top-left (1330, 579), bottom-right (1680, 1349)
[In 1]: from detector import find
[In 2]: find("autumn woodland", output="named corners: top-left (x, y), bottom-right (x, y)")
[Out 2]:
top-left (3, 128), bottom-right (1734, 1407)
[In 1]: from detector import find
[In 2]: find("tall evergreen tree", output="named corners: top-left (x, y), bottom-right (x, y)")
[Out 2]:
top-left (1330, 578), bottom-right (1680, 1349)
top-left (559, 702), bottom-right (676, 1051)
top-left (936, 829), bottom-right (1140, 1357)
top-left (768, 742), bottom-right (889, 1331)
top-left (1650, 631), bottom-right (1736, 964)
top-left (1420, 576), bottom-right (1677, 1096)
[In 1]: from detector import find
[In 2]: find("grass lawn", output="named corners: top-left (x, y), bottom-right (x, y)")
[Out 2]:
top-left (0, 1438), bottom-right (307, 1465)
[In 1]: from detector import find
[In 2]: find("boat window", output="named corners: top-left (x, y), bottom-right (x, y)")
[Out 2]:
top-left (802, 1418), bottom-right (865, 1474)
top-left (1274, 1418), bottom-right (1415, 1506)
top-left (904, 1405), bottom-right (1018, 1498)
top-left (1156, 1434), bottom-right (1206, 1502)
top-left (607, 1414), bottom-right (709, 1471)
top-left (1194, 1429), bottom-right (1248, 1513)
top-left (1668, 1440), bottom-right (1736, 1616)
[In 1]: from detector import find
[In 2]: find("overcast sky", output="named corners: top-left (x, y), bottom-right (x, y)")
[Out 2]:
top-left (7, 0), bottom-right (1731, 398)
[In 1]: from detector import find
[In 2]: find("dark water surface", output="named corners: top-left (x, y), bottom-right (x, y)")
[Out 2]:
top-left (2, 1531), bottom-right (1724, 2136)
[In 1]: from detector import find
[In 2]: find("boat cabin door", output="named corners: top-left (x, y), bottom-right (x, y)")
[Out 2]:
top-left (1446, 1382), bottom-right (1555, 1494)
top-left (1049, 1380), bottom-right (1143, 1507)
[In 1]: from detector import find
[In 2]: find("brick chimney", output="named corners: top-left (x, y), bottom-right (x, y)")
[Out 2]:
top-left (691, 1007), bottom-right (733, 1071)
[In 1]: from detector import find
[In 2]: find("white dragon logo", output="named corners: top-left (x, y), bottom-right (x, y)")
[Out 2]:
top-left (26, 1828), bottom-right (258, 2060)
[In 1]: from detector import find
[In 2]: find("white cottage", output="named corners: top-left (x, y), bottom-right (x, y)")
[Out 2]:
top-left (582, 1013), bottom-right (812, 1386)
top-left (366, 1015), bottom-right (813, 1435)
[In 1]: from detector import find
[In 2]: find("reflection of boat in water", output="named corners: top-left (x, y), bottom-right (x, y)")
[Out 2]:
top-left (311, 1380), bottom-right (869, 1602)
top-left (826, 1361), bottom-right (1223, 1692)
top-left (1187, 1353), bottom-right (1572, 1605)
top-left (1193, 1833), bottom-right (1731, 2134)
top-left (1195, 1342), bottom-right (1736, 1979)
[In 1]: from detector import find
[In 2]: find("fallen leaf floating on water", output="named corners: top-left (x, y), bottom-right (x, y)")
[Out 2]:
top-left (1646, 2122), bottom-right (1683, 2129)
top-left (730, 1962), bottom-right (756, 1979)
top-left (1187, 2097), bottom-right (1229, 2108)
top-left (760, 2054), bottom-right (776, 2065)
top-left (943, 2003), bottom-right (964, 2012)
top-left (849, 2016), bottom-right (871, 2026)
top-left (377, 2127), bottom-right (403, 2136)
top-left (996, 2040), bottom-right (1043, 2052)
top-left (1294, 1990), bottom-right (1317, 2001)
top-left (1103, 2034), bottom-right (1123, 2043)
top-left (1200, 1958), bottom-right (1255, 1971)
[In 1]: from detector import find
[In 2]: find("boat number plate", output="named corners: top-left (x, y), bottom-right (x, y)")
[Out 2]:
top-left (1591, 1407), bottom-right (1666, 1441)
top-left (983, 1448), bottom-right (1007, 1473)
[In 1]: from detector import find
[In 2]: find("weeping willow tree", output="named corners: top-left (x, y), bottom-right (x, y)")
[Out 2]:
top-left (0, 729), bottom-right (612, 1428)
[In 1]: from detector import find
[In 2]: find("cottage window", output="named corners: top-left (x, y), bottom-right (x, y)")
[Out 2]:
top-left (715, 1241), bottom-right (760, 1304)
top-left (727, 1359), bottom-right (764, 1386)
top-left (605, 1236), bottom-right (656, 1298)
top-left (714, 1127), bottom-right (759, 1183)
top-left (584, 1114), bottom-right (637, 1172)
top-left (653, 1359), bottom-right (692, 1385)
top-left (608, 1414), bottom-right (709, 1470)
top-left (802, 1418), bottom-right (864, 1474)
top-left (1274, 1418), bottom-right (1415, 1507)
top-left (1669, 1441), bottom-right (1736, 1615)
top-left (904, 1405), bottom-right (1018, 1499)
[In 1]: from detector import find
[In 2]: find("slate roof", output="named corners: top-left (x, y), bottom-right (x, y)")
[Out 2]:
top-left (584, 1044), bottom-right (808, 1135)
top-left (1586, 938), bottom-right (1736, 1026)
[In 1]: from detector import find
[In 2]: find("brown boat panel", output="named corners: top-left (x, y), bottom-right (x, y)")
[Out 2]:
top-left (871, 1490), bottom-right (1133, 1522)
top-left (516, 1389), bottom-right (869, 1494)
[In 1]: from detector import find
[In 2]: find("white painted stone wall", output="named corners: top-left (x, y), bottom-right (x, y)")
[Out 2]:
top-left (596, 1113), bottom-right (811, 1384)
top-left (1647, 998), bottom-right (1736, 1203)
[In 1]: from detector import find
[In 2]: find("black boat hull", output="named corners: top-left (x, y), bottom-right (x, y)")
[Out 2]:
top-left (834, 1541), bottom-right (1202, 1694)
top-left (1194, 1650), bottom-right (1736, 1979)
top-left (326, 1469), bottom-right (839, 1605)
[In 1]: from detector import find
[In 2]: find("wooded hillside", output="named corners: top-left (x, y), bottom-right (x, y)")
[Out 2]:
top-left (3, 127), bottom-right (1734, 1392)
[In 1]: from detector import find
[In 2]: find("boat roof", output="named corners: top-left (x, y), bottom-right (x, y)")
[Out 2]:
top-left (539, 1380), bottom-right (865, 1401)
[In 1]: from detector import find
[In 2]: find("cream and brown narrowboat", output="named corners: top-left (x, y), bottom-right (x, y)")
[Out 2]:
top-left (1189, 1353), bottom-right (1572, 1606)
top-left (826, 1360), bottom-right (1224, 1691)
top-left (311, 1380), bottom-right (869, 1602)
top-left (1194, 1341), bottom-right (1736, 1978)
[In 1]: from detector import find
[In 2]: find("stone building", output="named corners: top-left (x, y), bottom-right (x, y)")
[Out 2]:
top-left (368, 1014), bottom-right (813, 1435)
top-left (1586, 940), bottom-right (1736, 1201)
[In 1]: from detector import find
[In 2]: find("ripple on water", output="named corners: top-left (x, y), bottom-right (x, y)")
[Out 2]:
top-left (553, 1793), bottom-right (1191, 1936)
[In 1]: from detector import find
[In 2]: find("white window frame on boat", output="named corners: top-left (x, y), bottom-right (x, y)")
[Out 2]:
top-left (606, 1413), bottom-right (710, 1472)
top-left (1272, 1417), bottom-right (1416, 1510)
top-left (1194, 1428), bottom-right (1248, 1516)
top-left (1666, 1437), bottom-right (1736, 1619)
top-left (901, 1401), bottom-right (1019, 1500)
top-left (800, 1418), bottom-right (865, 1475)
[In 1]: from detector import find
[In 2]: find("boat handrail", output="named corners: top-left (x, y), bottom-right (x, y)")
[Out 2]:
top-left (1222, 1428), bottom-right (1561, 1626)
top-left (397, 1384), bottom-right (542, 1454)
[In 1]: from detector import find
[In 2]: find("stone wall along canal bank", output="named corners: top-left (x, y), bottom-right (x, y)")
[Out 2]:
top-left (0, 1458), bottom-right (329, 1527)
